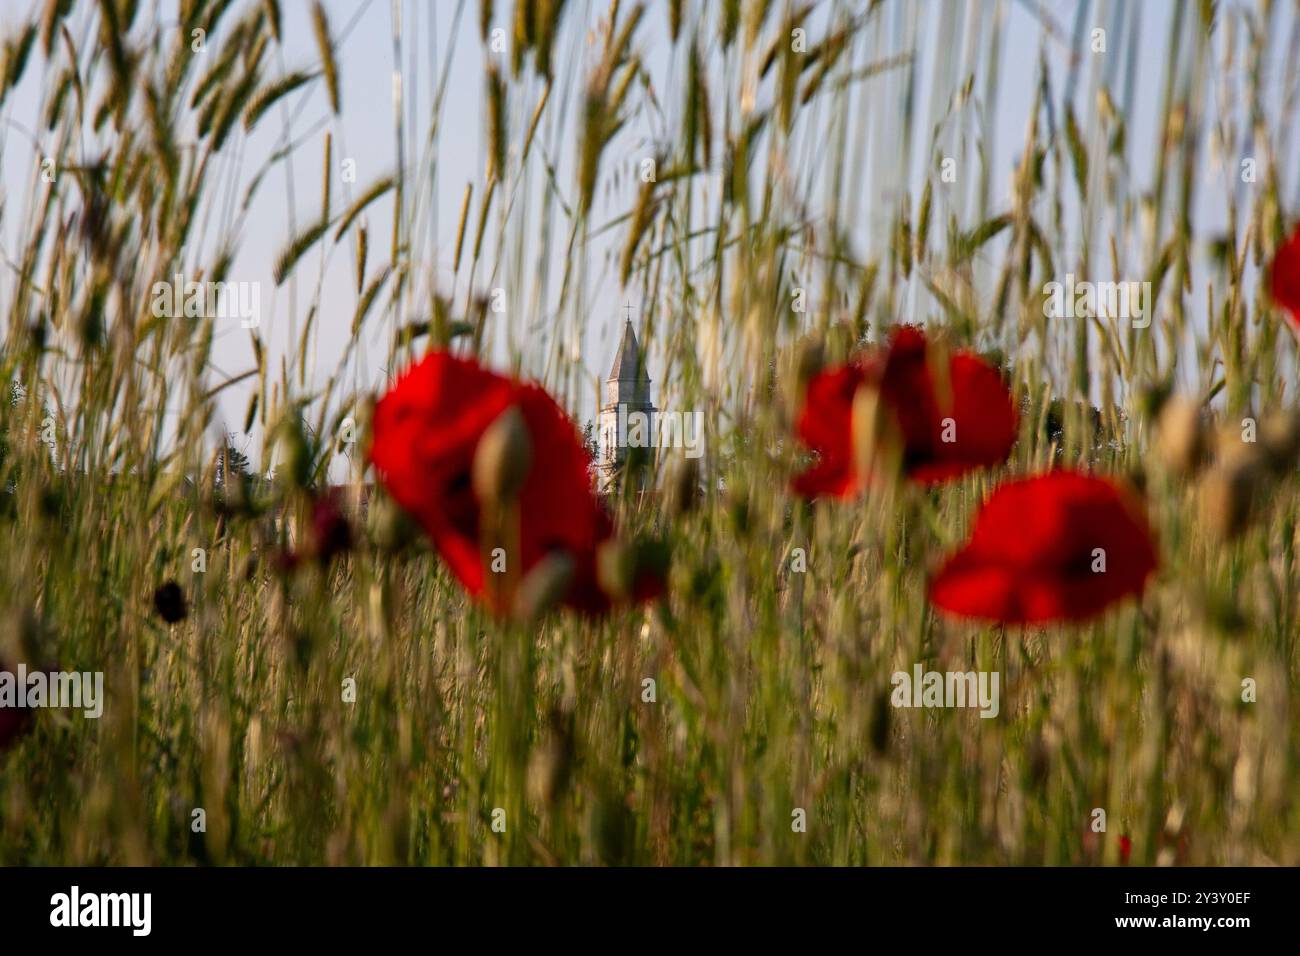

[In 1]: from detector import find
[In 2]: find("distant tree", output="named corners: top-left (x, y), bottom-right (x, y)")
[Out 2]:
top-left (1029, 396), bottom-right (1124, 463)
top-left (215, 435), bottom-right (252, 487)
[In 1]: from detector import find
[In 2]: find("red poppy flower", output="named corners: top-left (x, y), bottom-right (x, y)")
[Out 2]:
top-left (928, 471), bottom-right (1157, 624)
top-left (369, 351), bottom-right (662, 615)
top-left (1118, 834), bottom-right (1132, 864)
top-left (792, 326), bottom-right (1017, 497)
top-left (1270, 225), bottom-right (1300, 328)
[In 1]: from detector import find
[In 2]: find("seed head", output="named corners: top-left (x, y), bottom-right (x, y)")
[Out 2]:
top-left (472, 406), bottom-right (532, 507)
top-left (1154, 397), bottom-right (1206, 475)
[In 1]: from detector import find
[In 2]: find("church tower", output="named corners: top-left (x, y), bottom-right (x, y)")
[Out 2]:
top-left (598, 318), bottom-right (656, 492)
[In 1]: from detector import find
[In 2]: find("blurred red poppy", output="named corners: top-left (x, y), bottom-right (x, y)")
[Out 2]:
top-left (1118, 834), bottom-right (1132, 864)
top-left (792, 326), bottom-right (1017, 497)
top-left (369, 351), bottom-right (662, 615)
top-left (1270, 225), bottom-right (1300, 328)
top-left (928, 471), bottom-right (1157, 624)
top-left (308, 489), bottom-right (354, 564)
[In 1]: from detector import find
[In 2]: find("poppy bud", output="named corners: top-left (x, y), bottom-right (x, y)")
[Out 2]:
top-left (367, 489), bottom-right (418, 552)
top-left (850, 384), bottom-right (902, 486)
top-left (924, 335), bottom-right (954, 413)
top-left (527, 730), bottom-right (573, 810)
top-left (791, 337), bottom-right (824, 411)
top-left (1137, 382), bottom-right (1174, 422)
top-left (667, 455), bottom-right (701, 517)
top-left (1153, 397), bottom-right (1206, 475)
top-left (1, 603), bottom-right (47, 664)
top-left (275, 417), bottom-right (314, 490)
top-left (1214, 422), bottom-right (1261, 470)
top-left (513, 551), bottom-right (575, 621)
top-left (1259, 410), bottom-right (1300, 473)
top-left (1200, 454), bottom-right (1266, 539)
top-left (596, 538), bottom-right (633, 600)
top-left (472, 405), bottom-right (532, 507)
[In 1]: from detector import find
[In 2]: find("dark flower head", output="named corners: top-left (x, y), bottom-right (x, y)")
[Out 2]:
top-left (368, 351), bottom-right (664, 616)
top-left (928, 471), bottom-right (1158, 624)
top-left (152, 580), bottom-right (188, 624)
top-left (271, 547), bottom-right (302, 576)
top-left (309, 490), bottom-right (354, 564)
top-left (792, 325), bottom-right (1017, 497)
top-left (0, 657), bottom-right (34, 755)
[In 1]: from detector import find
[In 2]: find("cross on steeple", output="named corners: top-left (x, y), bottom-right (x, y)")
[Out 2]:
top-left (623, 300), bottom-right (636, 322)
top-left (608, 310), bottom-right (649, 384)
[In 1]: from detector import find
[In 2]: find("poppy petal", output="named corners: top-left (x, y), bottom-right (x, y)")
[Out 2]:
top-left (1270, 225), bottom-right (1300, 328)
top-left (790, 363), bottom-right (866, 499)
top-left (928, 471), bottom-right (1157, 624)
top-left (791, 326), bottom-right (1016, 496)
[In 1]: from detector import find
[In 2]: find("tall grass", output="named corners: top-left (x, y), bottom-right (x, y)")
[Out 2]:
top-left (0, 0), bottom-right (1297, 865)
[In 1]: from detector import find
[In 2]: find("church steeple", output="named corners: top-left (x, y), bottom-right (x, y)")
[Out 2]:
top-left (609, 318), bottom-right (650, 386)
top-left (604, 318), bottom-right (652, 408)
top-left (597, 313), bottom-right (656, 492)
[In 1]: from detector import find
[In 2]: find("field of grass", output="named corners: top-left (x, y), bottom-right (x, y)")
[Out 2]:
top-left (0, 0), bottom-right (1298, 866)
